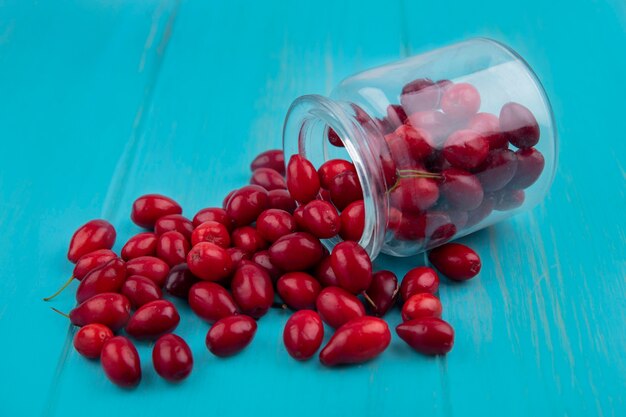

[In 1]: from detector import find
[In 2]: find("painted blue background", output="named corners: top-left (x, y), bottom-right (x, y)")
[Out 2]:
top-left (0, 0), bottom-right (625, 416)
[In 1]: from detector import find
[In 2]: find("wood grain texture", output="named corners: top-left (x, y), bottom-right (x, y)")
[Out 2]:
top-left (0, 0), bottom-right (624, 416)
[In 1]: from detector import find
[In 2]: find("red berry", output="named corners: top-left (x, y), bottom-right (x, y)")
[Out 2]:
top-left (339, 200), bottom-right (364, 242)
top-left (396, 317), bottom-right (454, 355)
top-left (468, 112), bottom-right (507, 150)
top-left (298, 200), bottom-right (340, 239)
top-left (475, 149), bottom-right (518, 191)
top-left (277, 272), bottom-right (321, 310)
top-left (121, 275), bottom-right (163, 308)
top-left (316, 286), bottom-right (365, 329)
top-left (499, 102), bottom-right (540, 149)
top-left (507, 148), bottom-right (545, 189)
top-left (267, 189), bottom-right (297, 213)
top-left (407, 110), bottom-right (451, 142)
top-left (125, 256), bottom-right (170, 287)
top-left (256, 209), bottom-right (296, 242)
top-left (318, 159), bottom-right (356, 189)
top-left (67, 219), bottom-right (116, 263)
top-left (250, 167), bottom-right (287, 191)
top-left (440, 83), bottom-right (480, 119)
top-left (152, 334), bottom-right (193, 382)
top-left (400, 267), bottom-right (440, 301)
top-left (231, 262), bottom-right (274, 319)
top-left (443, 129), bottom-right (490, 170)
top-left (70, 293), bottom-right (131, 331)
top-left (75, 258), bottom-right (126, 303)
top-left (192, 207), bottom-right (234, 231)
top-left (73, 249), bottom-right (118, 281)
top-left (188, 281), bottom-right (239, 323)
top-left (125, 300), bottom-right (180, 340)
top-left (131, 194), bottom-right (182, 229)
top-left (121, 233), bottom-right (158, 261)
top-left (231, 226), bottom-right (266, 253)
top-left (364, 270), bottom-right (398, 316)
top-left (327, 127), bottom-right (344, 147)
top-left (206, 315), bottom-right (257, 357)
top-left (401, 293), bottom-right (442, 321)
top-left (225, 185), bottom-right (269, 227)
top-left (156, 231), bottom-right (190, 267)
top-left (222, 190), bottom-right (237, 209)
top-left (186, 242), bottom-right (233, 282)
top-left (386, 104), bottom-right (408, 130)
top-left (394, 124), bottom-right (434, 161)
top-left (283, 310), bottom-right (324, 361)
top-left (191, 221), bottom-right (231, 248)
top-left (250, 149), bottom-right (285, 175)
top-left (319, 317), bottom-right (391, 366)
top-left (164, 263), bottom-right (199, 299)
top-left (328, 171), bottom-right (363, 211)
top-left (73, 323), bottom-right (113, 359)
top-left (154, 214), bottom-right (194, 241)
top-left (250, 250), bottom-right (283, 282)
top-left (466, 195), bottom-right (496, 228)
top-left (268, 232), bottom-right (324, 272)
top-left (440, 168), bottom-right (484, 211)
top-left (330, 241), bottom-right (372, 294)
top-left (101, 336), bottom-right (141, 388)
top-left (390, 177), bottom-right (439, 213)
top-left (400, 78), bottom-right (440, 112)
top-left (314, 256), bottom-right (339, 287)
top-left (286, 155), bottom-right (320, 204)
top-left (428, 243), bottom-right (481, 281)
top-left (493, 189), bottom-right (525, 211)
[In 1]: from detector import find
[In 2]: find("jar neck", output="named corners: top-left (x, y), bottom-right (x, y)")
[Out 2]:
top-left (283, 94), bottom-right (388, 259)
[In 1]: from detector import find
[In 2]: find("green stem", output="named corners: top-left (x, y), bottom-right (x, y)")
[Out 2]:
top-left (42, 276), bottom-right (75, 301)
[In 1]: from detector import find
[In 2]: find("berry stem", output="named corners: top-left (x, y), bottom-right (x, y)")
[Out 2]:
top-left (50, 307), bottom-right (70, 319)
top-left (397, 169), bottom-right (442, 179)
top-left (42, 276), bottom-right (75, 301)
top-left (362, 292), bottom-right (376, 309)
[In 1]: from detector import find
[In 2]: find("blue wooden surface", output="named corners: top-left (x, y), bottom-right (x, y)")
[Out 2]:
top-left (1, 0), bottom-right (625, 416)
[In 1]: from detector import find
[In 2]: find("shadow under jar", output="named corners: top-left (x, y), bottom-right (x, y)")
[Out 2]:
top-left (283, 38), bottom-right (557, 258)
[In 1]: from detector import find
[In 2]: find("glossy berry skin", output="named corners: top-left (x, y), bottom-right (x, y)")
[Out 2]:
top-left (440, 82), bottom-right (481, 119)
top-left (475, 149), bottom-right (518, 192)
top-left (400, 78), bottom-right (440, 112)
top-left (314, 257), bottom-right (339, 287)
top-left (401, 293), bottom-right (442, 321)
top-left (443, 129), bottom-right (490, 170)
top-left (390, 177), bottom-right (439, 213)
top-left (468, 112), bottom-right (507, 150)
top-left (396, 317), bottom-right (454, 355)
top-left (222, 190), bottom-right (237, 209)
top-left (225, 185), bottom-right (269, 227)
top-left (267, 189), bottom-right (297, 213)
top-left (192, 207), bottom-right (234, 231)
top-left (316, 286), bottom-right (365, 329)
top-left (286, 155), bottom-right (321, 204)
top-left (227, 247), bottom-right (251, 269)
top-left (126, 256), bottom-right (170, 288)
top-left (121, 275), bottom-right (163, 309)
top-left (67, 220), bottom-right (116, 263)
top-left (339, 200), bottom-right (364, 242)
top-left (152, 334), bottom-right (193, 382)
top-left (76, 258), bottom-right (126, 303)
top-left (328, 171), bottom-right (363, 211)
top-left (428, 243), bottom-right (481, 281)
top-left (318, 159), bottom-right (356, 189)
top-left (100, 336), bottom-right (141, 388)
top-left (330, 241), bottom-right (372, 295)
top-left (364, 270), bottom-right (398, 317)
top-left (250, 250), bottom-right (283, 282)
top-left (298, 200), bottom-right (340, 239)
top-left (164, 263), bottom-right (199, 298)
top-left (156, 231), bottom-right (190, 267)
top-left (73, 323), bottom-right (113, 359)
top-left (283, 310), bottom-right (324, 360)
top-left (125, 300), bottom-right (180, 340)
top-left (507, 148), bottom-right (545, 189)
top-left (392, 124), bottom-right (434, 161)
top-left (231, 262), bottom-right (274, 319)
top-left (268, 232), bottom-right (324, 272)
top-left (231, 226), bottom-right (267, 253)
top-left (154, 214), bottom-right (194, 241)
top-left (499, 102), bottom-right (540, 149)
top-left (70, 293), bottom-right (131, 331)
top-left (319, 317), bottom-right (391, 367)
top-left (250, 168), bottom-right (287, 191)
top-left (188, 281), bottom-right (239, 323)
top-left (191, 221), bottom-right (231, 248)
top-left (121, 233), bottom-right (158, 261)
top-left (73, 249), bottom-right (118, 281)
top-left (440, 168), bottom-right (484, 211)
top-left (186, 242), bottom-right (233, 282)
top-left (256, 209), bottom-right (296, 242)
top-left (250, 149), bottom-right (285, 175)
top-left (131, 194), bottom-right (182, 229)
top-left (400, 267), bottom-right (440, 301)
top-left (277, 272), bottom-right (321, 310)
top-left (206, 315), bottom-right (257, 357)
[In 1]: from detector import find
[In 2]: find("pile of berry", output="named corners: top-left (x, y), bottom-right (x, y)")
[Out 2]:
top-left (48, 149), bottom-right (483, 388)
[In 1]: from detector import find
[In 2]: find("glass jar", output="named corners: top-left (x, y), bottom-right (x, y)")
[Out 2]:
top-left (283, 38), bottom-right (557, 259)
